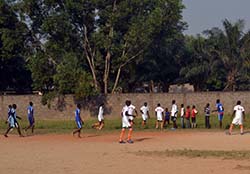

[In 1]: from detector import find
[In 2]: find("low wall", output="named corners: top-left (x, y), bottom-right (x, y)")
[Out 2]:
top-left (0, 92), bottom-right (249, 120)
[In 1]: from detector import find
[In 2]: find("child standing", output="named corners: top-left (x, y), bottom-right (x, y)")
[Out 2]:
top-left (191, 105), bottom-right (198, 128)
top-left (170, 100), bottom-right (178, 129)
top-left (185, 106), bottom-right (191, 128)
top-left (140, 102), bottom-right (150, 127)
top-left (180, 104), bottom-right (185, 128)
top-left (204, 103), bottom-right (210, 129)
top-left (164, 108), bottom-right (170, 127)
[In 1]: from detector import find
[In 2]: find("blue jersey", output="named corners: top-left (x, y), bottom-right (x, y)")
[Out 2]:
top-left (216, 103), bottom-right (224, 113)
top-left (27, 106), bottom-right (34, 118)
top-left (8, 108), bottom-right (12, 118)
top-left (75, 108), bottom-right (81, 122)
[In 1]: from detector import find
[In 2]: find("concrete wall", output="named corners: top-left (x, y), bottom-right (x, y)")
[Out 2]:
top-left (0, 92), bottom-right (249, 120)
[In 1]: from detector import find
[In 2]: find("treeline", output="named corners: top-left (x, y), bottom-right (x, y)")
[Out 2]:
top-left (0, 1), bottom-right (250, 100)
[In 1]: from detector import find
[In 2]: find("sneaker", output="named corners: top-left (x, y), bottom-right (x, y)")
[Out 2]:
top-left (4, 134), bottom-right (8, 138)
top-left (119, 140), bottom-right (126, 144)
top-left (240, 132), bottom-right (244, 135)
top-left (127, 139), bottom-right (134, 144)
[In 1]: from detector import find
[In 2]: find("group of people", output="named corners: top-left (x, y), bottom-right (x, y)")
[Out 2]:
top-left (3, 99), bottom-right (246, 142)
top-left (118, 99), bottom-right (246, 143)
top-left (4, 102), bottom-right (35, 137)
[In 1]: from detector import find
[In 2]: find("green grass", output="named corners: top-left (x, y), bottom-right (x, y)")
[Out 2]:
top-left (135, 149), bottom-right (250, 160)
top-left (0, 114), bottom-right (249, 134)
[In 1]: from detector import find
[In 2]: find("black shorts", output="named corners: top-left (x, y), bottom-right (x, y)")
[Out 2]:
top-left (171, 116), bottom-right (177, 122)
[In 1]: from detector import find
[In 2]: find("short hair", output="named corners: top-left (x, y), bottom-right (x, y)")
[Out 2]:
top-left (237, 100), bottom-right (241, 105)
top-left (29, 102), bottom-right (33, 106)
top-left (77, 104), bottom-right (81, 109)
top-left (181, 104), bottom-right (184, 107)
top-left (144, 102), bottom-right (147, 106)
top-left (125, 100), bottom-right (130, 106)
top-left (192, 105), bottom-right (195, 108)
top-left (12, 104), bottom-right (17, 109)
top-left (172, 100), bottom-right (176, 104)
top-left (157, 103), bottom-right (161, 107)
top-left (216, 99), bottom-right (220, 103)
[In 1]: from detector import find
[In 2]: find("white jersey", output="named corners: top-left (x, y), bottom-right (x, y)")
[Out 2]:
top-left (98, 106), bottom-right (104, 121)
top-left (155, 106), bottom-right (164, 121)
top-left (232, 105), bottom-right (245, 125)
top-left (128, 104), bottom-right (136, 121)
top-left (171, 104), bottom-right (178, 117)
top-left (140, 105), bottom-right (149, 120)
top-left (180, 107), bottom-right (185, 117)
top-left (122, 105), bottom-right (130, 128)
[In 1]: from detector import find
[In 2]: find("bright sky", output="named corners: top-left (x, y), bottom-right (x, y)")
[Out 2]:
top-left (182, 0), bottom-right (250, 35)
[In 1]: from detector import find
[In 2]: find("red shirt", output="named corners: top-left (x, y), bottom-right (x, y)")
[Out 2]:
top-left (185, 109), bottom-right (191, 119)
top-left (191, 109), bottom-right (198, 118)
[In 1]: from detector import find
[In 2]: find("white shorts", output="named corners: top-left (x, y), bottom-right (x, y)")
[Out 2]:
top-left (142, 114), bottom-right (148, 121)
top-left (98, 115), bottom-right (104, 122)
top-left (157, 115), bottom-right (163, 121)
top-left (122, 117), bottom-right (131, 128)
top-left (129, 116), bottom-right (134, 121)
top-left (232, 117), bottom-right (243, 125)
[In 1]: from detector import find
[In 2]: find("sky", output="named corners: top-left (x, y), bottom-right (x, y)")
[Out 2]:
top-left (182, 0), bottom-right (250, 35)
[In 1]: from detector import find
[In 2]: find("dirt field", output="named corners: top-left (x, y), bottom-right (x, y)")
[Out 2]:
top-left (1, 131), bottom-right (250, 174)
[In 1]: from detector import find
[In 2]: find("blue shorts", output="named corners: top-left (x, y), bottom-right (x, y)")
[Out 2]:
top-left (28, 116), bottom-right (34, 125)
top-left (218, 113), bottom-right (224, 121)
top-left (76, 121), bottom-right (82, 129)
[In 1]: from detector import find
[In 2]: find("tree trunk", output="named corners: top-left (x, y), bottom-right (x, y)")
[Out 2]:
top-left (224, 69), bottom-right (236, 91)
top-left (103, 51), bottom-right (111, 94)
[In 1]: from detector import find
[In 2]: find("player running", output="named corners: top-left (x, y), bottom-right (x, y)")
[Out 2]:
top-left (24, 102), bottom-right (35, 133)
top-left (73, 104), bottom-right (84, 138)
top-left (92, 103), bottom-right (105, 130)
top-left (229, 101), bottom-right (245, 135)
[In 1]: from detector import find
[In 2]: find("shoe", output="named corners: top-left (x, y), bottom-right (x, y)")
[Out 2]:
top-left (119, 140), bottom-right (126, 144)
top-left (4, 134), bottom-right (8, 138)
top-left (240, 132), bottom-right (244, 135)
top-left (127, 139), bottom-right (134, 144)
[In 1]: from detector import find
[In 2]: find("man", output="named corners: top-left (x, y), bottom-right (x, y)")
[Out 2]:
top-left (24, 102), bottom-right (35, 133)
top-left (140, 102), bottom-right (150, 127)
top-left (213, 99), bottom-right (224, 129)
top-left (171, 100), bottom-right (178, 129)
top-left (155, 103), bottom-right (164, 130)
top-left (73, 104), bottom-right (84, 138)
top-left (229, 101), bottom-right (245, 135)
top-left (119, 100), bottom-right (135, 144)
top-left (128, 100), bottom-right (138, 127)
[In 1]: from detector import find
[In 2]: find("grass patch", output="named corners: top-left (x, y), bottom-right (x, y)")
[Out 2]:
top-left (135, 149), bottom-right (250, 160)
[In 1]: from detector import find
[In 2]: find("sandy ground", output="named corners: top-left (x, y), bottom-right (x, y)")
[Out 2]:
top-left (0, 130), bottom-right (250, 174)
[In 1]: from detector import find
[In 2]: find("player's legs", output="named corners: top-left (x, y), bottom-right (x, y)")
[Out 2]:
top-left (240, 125), bottom-right (244, 135)
top-left (218, 114), bottom-right (223, 128)
top-left (4, 126), bottom-right (13, 137)
top-left (229, 124), bottom-right (234, 135)
top-left (127, 127), bottom-right (133, 143)
top-left (73, 121), bottom-right (82, 138)
top-left (119, 128), bottom-right (126, 143)
top-left (160, 121), bottom-right (163, 130)
top-left (155, 120), bottom-right (159, 129)
top-left (15, 122), bottom-right (24, 137)
top-left (99, 120), bottom-right (104, 130)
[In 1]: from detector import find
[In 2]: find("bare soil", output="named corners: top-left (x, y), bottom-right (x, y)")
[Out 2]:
top-left (1, 131), bottom-right (250, 174)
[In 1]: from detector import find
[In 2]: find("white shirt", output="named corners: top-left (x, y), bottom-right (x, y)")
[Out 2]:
top-left (128, 104), bottom-right (136, 120)
top-left (140, 106), bottom-right (149, 116)
top-left (234, 105), bottom-right (245, 119)
top-left (180, 107), bottom-right (185, 117)
top-left (98, 106), bottom-right (104, 121)
top-left (155, 106), bottom-right (164, 119)
top-left (171, 104), bottom-right (178, 117)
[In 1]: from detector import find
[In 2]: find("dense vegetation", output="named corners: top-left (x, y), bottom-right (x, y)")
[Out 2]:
top-left (1, 0), bottom-right (250, 101)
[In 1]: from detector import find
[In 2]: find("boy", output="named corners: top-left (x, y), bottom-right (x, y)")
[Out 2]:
top-left (180, 104), bottom-right (185, 128)
top-left (229, 101), bottom-right (245, 135)
top-left (4, 104), bottom-right (23, 137)
top-left (92, 103), bottom-right (105, 130)
top-left (73, 104), bottom-right (84, 138)
top-left (155, 103), bottom-right (164, 130)
top-left (213, 99), bottom-right (224, 128)
top-left (191, 105), bottom-right (198, 128)
top-left (128, 101), bottom-right (138, 127)
top-left (119, 100), bottom-right (135, 144)
top-left (140, 102), bottom-right (150, 127)
top-left (171, 100), bottom-right (178, 129)
top-left (24, 102), bottom-right (35, 133)
top-left (185, 105), bottom-right (191, 128)
top-left (164, 108), bottom-right (170, 126)
top-left (204, 103), bottom-right (210, 129)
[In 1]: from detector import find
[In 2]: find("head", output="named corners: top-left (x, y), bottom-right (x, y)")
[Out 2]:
top-left (12, 104), bottom-right (17, 109)
top-left (144, 102), bottom-right (147, 106)
top-left (99, 103), bottom-right (104, 107)
top-left (125, 100), bottom-right (130, 106)
top-left (187, 105), bottom-right (190, 109)
top-left (181, 104), bottom-right (184, 107)
top-left (237, 100), bottom-right (241, 105)
top-left (8, 105), bottom-right (12, 109)
top-left (192, 105), bottom-right (195, 109)
top-left (76, 104), bottom-right (81, 109)
top-left (172, 100), bottom-right (176, 104)
top-left (206, 103), bottom-right (210, 107)
top-left (216, 99), bottom-right (220, 104)
top-left (157, 103), bottom-right (161, 107)
top-left (165, 108), bottom-right (168, 112)
top-left (29, 102), bottom-right (33, 106)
